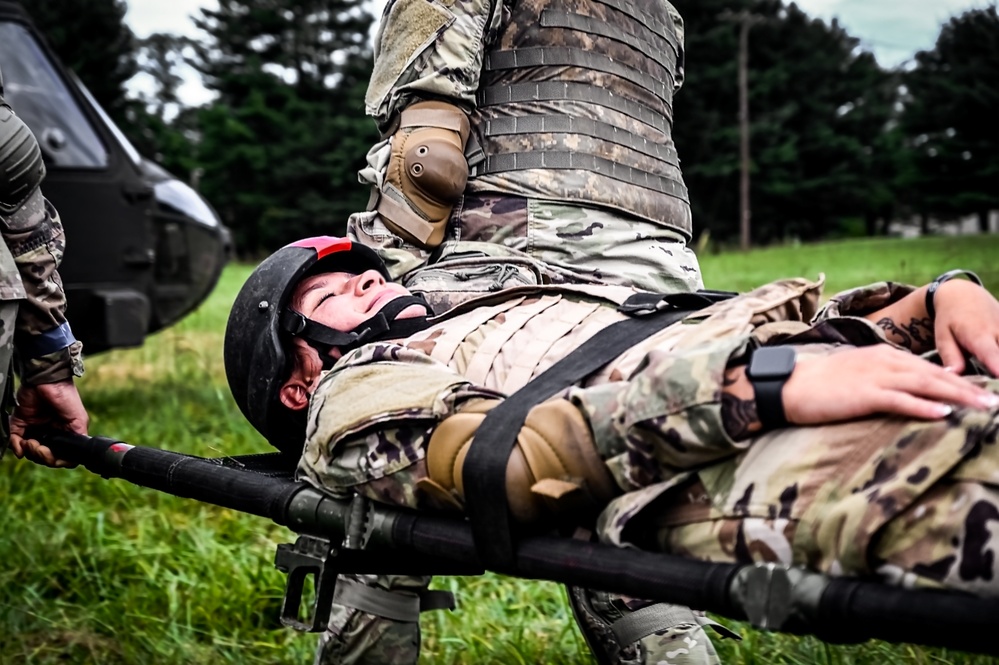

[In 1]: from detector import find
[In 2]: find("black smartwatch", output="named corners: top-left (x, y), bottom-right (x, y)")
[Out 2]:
top-left (745, 346), bottom-right (797, 430)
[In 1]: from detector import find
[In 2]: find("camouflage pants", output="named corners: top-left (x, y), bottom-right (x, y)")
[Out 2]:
top-left (0, 300), bottom-right (14, 439)
top-left (314, 574), bottom-right (427, 665)
top-left (640, 380), bottom-right (999, 596)
top-left (315, 574), bottom-right (724, 665)
top-left (454, 194), bottom-right (703, 295)
top-left (348, 194), bottom-right (704, 295)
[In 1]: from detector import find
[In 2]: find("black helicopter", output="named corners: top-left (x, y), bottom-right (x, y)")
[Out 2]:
top-left (0, 0), bottom-right (230, 353)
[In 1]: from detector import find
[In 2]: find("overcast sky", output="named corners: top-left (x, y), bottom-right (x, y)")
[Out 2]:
top-left (124, 0), bottom-right (994, 104)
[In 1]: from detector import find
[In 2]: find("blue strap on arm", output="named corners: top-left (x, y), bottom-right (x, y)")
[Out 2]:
top-left (15, 322), bottom-right (77, 358)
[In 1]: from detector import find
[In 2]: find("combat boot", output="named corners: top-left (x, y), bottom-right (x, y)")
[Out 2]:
top-left (567, 586), bottom-right (739, 665)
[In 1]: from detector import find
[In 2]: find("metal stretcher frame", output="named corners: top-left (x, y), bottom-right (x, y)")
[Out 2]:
top-left (33, 428), bottom-right (999, 658)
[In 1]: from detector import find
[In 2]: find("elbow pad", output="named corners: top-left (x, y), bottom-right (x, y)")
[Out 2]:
top-left (420, 398), bottom-right (619, 525)
top-left (377, 101), bottom-right (470, 250)
top-left (0, 103), bottom-right (45, 222)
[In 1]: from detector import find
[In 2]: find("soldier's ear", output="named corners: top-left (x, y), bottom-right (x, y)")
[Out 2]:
top-left (280, 339), bottom-right (319, 410)
top-left (279, 378), bottom-right (310, 411)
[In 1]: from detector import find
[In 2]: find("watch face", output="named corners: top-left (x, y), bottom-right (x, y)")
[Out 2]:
top-left (748, 346), bottom-right (797, 380)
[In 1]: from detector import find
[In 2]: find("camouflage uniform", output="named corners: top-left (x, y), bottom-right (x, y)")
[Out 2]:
top-left (332, 1), bottom-right (707, 660)
top-left (0, 79), bottom-right (83, 434)
top-left (305, 274), bottom-right (828, 664)
top-left (350, 0), bottom-right (702, 294)
top-left (593, 282), bottom-right (999, 597)
top-left (301, 276), bottom-right (999, 660)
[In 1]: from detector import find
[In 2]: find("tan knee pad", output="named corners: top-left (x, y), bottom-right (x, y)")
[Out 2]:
top-left (419, 398), bottom-right (619, 524)
top-left (377, 101), bottom-right (470, 250)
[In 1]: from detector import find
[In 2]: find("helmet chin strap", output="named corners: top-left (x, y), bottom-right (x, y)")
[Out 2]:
top-left (281, 294), bottom-right (434, 369)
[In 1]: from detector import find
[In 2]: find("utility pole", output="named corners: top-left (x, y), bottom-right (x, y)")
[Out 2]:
top-left (721, 11), bottom-right (764, 251)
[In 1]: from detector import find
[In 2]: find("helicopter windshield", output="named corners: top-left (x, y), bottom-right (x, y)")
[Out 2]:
top-left (0, 22), bottom-right (108, 168)
top-left (73, 73), bottom-right (142, 168)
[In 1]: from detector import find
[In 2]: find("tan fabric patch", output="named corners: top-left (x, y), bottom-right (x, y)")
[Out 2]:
top-left (367, 0), bottom-right (453, 111)
top-left (309, 361), bottom-right (468, 445)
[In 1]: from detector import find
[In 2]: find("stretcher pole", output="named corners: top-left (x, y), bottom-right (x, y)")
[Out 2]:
top-left (30, 429), bottom-right (999, 656)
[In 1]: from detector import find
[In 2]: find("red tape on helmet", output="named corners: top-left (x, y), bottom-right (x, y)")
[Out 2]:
top-left (288, 236), bottom-right (353, 259)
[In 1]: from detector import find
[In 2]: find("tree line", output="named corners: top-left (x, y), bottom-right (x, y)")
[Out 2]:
top-left (23, 0), bottom-right (999, 255)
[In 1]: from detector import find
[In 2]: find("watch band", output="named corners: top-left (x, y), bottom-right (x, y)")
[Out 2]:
top-left (753, 376), bottom-right (788, 430)
top-left (746, 346), bottom-right (796, 430)
top-left (925, 269), bottom-right (983, 320)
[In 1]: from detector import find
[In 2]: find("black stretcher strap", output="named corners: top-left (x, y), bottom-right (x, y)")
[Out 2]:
top-left (461, 291), bottom-right (725, 571)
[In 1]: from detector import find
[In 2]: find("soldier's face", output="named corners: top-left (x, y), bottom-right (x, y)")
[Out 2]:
top-left (289, 269), bottom-right (423, 333)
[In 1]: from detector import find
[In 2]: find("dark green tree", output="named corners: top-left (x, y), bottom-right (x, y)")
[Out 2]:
top-left (671, 0), bottom-right (899, 245)
top-left (135, 33), bottom-right (190, 119)
top-left (126, 33), bottom-right (201, 180)
top-left (901, 6), bottom-right (999, 232)
top-left (22, 0), bottom-right (136, 124)
top-left (190, 0), bottom-right (378, 255)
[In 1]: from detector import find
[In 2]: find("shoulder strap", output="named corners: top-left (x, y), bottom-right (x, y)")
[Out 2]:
top-left (461, 290), bottom-right (731, 570)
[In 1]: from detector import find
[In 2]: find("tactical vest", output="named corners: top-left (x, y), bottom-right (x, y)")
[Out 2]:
top-left (468, 0), bottom-right (692, 239)
top-left (401, 278), bottom-right (823, 395)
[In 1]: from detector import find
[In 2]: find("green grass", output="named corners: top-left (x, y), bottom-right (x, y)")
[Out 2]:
top-left (1, 234), bottom-right (998, 664)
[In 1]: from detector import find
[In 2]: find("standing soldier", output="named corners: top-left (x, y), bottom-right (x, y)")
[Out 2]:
top-left (0, 65), bottom-right (88, 465)
top-left (323, 1), bottom-right (729, 663)
top-left (351, 0), bottom-right (703, 296)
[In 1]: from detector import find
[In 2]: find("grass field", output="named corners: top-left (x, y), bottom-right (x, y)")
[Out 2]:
top-left (1, 234), bottom-right (997, 664)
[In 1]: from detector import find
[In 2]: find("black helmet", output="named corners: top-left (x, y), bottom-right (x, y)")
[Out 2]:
top-left (224, 236), bottom-right (430, 453)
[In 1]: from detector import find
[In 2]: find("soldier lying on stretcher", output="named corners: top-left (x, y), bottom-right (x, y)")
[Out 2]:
top-left (225, 236), bottom-right (999, 598)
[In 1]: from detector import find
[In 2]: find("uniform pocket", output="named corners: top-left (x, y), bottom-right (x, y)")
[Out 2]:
top-left (366, 0), bottom-right (456, 112)
top-left (403, 252), bottom-right (544, 312)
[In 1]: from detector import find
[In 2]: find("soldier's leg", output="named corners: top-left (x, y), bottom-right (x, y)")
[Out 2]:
top-left (315, 573), bottom-right (455, 665)
top-left (524, 200), bottom-right (703, 294)
top-left (567, 586), bottom-right (739, 665)
top-left (453, 195), bottom-right (703, 294)
top-left (0, 301), bottom-right (16, 443)
top-left (873, 479), bottom-right (999, 595)
top-left (649, 391), bottom-right (999, 598)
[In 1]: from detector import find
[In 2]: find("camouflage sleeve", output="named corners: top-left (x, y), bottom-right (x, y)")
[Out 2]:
top-left (5, 193), bottom-right (83, 385)
top-left (569, 334), bottom-right (756, 492)
top-left (297, 342), bottom-right (501, 507)
top-left (813, 281), bottom-right (917, 321)
top-left (364, 0), bottom-right (505, 130)
top-left (796, 281), bottom-right (920, 350)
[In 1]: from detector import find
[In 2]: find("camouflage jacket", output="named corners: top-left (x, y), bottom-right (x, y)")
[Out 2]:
top-left (0, 192), bottom-right (83, 385)
top-left (0, 91), bottom-right (82, 385)
top-left (297, 279), bottom-right (916, 514)
top-left (362, 0), bottom-right (692, 238)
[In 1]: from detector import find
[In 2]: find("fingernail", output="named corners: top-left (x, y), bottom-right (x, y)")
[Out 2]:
top-left (944, 366), bottom-right (957, 373)
top-left (979, 394), bottom-right (999, 409)
top-left (936, 404), bottom-right (954, 417)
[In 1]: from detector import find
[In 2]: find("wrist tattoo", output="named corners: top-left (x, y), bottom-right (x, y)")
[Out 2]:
top-left (876, 316), bottom-right (934, 351)
top-left (721, 393), bottom-right (760, 440)
top-left (721, 367), bottom-right (762, 440)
